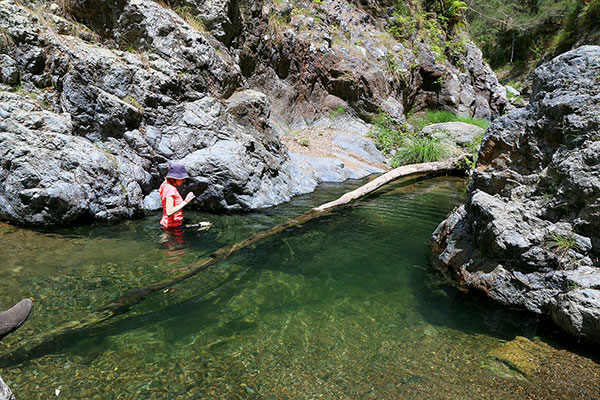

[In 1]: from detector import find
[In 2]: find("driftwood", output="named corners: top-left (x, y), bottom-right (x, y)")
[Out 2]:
top-left (314, 157), bottom-right (469, 212)
top-left (0, 156), bottom-right (469, 365)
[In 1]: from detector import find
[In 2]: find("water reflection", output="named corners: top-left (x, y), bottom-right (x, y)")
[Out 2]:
top-left (159, 227), bottom-right (188, 265)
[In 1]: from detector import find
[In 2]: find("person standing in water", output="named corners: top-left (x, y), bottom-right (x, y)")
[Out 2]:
top-left (159, 163), bottom-right (196, 229)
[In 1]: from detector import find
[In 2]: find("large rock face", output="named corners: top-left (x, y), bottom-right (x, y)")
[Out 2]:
top-left (241, 0), bottom-right (507, 129)
top-left (431, 46), bottom-right (600, 342)
top-left (0, 0), bottom-right (507, 225)
top-left (0, 0), bottom-right (315, 223)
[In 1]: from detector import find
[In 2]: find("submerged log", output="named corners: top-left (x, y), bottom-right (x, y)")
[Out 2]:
top-left (0, 156), bottom-right (469, 364)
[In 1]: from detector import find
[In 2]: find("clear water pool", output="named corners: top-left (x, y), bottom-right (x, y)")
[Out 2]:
top-left (0, 177), bottom-right (597, 399)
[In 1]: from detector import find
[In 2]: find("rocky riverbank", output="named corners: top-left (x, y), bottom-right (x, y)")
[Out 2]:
top-left (0, 0), bottom-right (506, 225)
top-left (431, 45), bottom-right (600, 343)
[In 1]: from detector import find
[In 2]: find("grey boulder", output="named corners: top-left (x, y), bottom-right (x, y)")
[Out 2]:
top-left (431, 46), bottom-right (600, 342)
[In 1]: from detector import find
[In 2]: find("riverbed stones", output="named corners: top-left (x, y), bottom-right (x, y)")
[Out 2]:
top-left (282, 128), bottom-right (387, 183)
top-left (431, 46), bottom-right (600, 342)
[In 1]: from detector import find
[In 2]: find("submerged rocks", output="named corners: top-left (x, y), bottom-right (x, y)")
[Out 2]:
top-left (485, 335), bottom-right (600, 388)
top-left (431, 46), bottom-right (600, 342)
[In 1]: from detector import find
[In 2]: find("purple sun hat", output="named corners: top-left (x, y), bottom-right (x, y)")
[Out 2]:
top-left (166, 163), bottom-right (189, 179)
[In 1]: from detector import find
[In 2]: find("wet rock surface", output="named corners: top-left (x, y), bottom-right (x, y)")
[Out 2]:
top-left (431, 46), bottom-right (600, 342)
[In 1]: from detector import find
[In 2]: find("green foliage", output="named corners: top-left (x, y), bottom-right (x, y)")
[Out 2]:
top-left (468, 133), bottom-right (483, 154)
top-left (466, 133), bottom-right (483, 167)
top-left (545, 232), bottom-right (580, 260)
top-left (445, 33), bottom-right (468, 67)
top-left (409, 110), bottom-right (490, 131)
top-left (551, 0), bottom-right (600, 55)
top-left (384, 54), bottom-right (411, 85)
top-left (386, 1), bottom-right (469, 70)
top-left (582, 0), bottom-right (600, 25)
top-left (457, 155), bottom-right (476, 171)
top-left (529, 40), bottom-right (547, 60)
top-left (466, 0), bottom-right (600, 78)
top-left (297, 137), bottom-right (310, 147)
top-left (172, 4), bottom-right (206, 32)
top-left (431, 0), bottom-right (467, 30)
top-left (466, 0), bottom-right (574, 70)
top-left (122, 96), bottom-right (144, 112)
top-left (268, 13), bottom-right (289, 38)
top-left (506, 91), bottom-right (524, 103)
top-left (507, 81), bottom-right (523, 90)
top-left (392, 136), bottom-right (446, 166)
top-left (368, 113), bottom-right (408, 154)
top-left (329, 106), bottom-right (346, 119)
top-left (388, 8), bottom-right (417, 40)
top-left (419, 14), bottom-right (448, 62)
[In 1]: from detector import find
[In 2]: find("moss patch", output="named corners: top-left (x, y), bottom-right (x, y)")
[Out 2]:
top-left (488, 336), bottom-right (541, 378)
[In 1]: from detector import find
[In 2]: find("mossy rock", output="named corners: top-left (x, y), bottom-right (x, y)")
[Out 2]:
top-left (487, 336), bottom-right (542, 378)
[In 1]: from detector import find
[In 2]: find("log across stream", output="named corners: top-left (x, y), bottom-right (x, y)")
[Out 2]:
top-left (0, 157), bottom-right (469, 365)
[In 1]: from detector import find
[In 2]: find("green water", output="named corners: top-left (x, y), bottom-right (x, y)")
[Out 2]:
top-left (0, 177), bottom-right (597, 399)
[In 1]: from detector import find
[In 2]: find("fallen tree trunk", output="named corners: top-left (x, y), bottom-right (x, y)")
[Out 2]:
top-left (0, 156), bottom-right (469, 364)
top-left (314, 157), bottom-right (469, 212)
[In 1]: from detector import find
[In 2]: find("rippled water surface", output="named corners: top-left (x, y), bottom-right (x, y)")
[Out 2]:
top-left (0, 177), bottom-right (598, 399)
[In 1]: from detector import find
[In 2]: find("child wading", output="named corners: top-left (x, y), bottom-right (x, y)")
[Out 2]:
top-left (159, 163), bottom-right (197, 229)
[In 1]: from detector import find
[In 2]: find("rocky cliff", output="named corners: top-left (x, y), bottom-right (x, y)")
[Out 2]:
top-left (431, 46), bottom-right (600, 342)
top-left (0, 0), bottom-right (506, 225)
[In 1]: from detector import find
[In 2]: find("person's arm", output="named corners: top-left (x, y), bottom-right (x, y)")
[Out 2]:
top-left (165, 192), bottom-right (195, 216)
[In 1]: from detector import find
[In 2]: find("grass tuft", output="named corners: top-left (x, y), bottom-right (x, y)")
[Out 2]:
top-left (545, 232), bottom-right (580, 260)
top-left (329, 106), bottom-right (346, 119)
top-left (409, 110), bottom-right (490, 131)
top-left (392, 136), bottom-right (446, 167)
top-left (367, 113), bottom-right (408, 154)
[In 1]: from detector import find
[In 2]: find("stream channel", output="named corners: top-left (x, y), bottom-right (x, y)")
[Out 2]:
top-left (0, 176), bottom-right (599, 399)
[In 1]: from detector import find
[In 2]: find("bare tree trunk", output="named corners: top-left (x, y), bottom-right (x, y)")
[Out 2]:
top-left (510, 35), bottom-right (515, 63)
